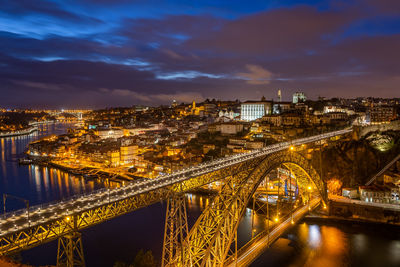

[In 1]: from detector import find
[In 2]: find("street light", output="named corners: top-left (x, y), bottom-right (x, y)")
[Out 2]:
top-left (307, 186), bottom-right (312, 210)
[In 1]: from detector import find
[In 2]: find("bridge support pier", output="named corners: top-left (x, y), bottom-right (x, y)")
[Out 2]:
top-left (57, 232), bottom-right (85, 267)
top-left (161, 194), bottom-right (189, 267)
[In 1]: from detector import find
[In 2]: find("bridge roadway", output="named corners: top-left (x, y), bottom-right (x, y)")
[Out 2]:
top-left (227, 198), bottom-right (321, 267)
top-left (0, 128), bottom-right (351, 255)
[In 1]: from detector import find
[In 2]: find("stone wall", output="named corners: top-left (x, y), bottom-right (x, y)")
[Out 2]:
top-left (329, 200), bottom-right (400, 224)
top-left (354, 120), bottom-right (400, 139)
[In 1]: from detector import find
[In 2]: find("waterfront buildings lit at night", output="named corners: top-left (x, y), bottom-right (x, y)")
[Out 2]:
top-left (1, 1), bottom-right (400, 267)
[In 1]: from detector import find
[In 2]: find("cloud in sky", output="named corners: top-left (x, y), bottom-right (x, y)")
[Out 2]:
top-left (12, 80), bottom-right (65, 91)
top-left (237, 65), bottom-right (273, 85)
top-left (102, 88), bottom-right (205, 104)
top-left (0, 0), bottom-right (399, 108)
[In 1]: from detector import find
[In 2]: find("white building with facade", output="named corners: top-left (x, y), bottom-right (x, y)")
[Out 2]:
top-left (240, 101), bottom-right (272, 121)
top-left (293, 92), bottom-right (306, 103)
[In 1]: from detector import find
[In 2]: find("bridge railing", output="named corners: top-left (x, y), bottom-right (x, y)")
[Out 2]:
top-left (1, 188), bottom-right (110, 221)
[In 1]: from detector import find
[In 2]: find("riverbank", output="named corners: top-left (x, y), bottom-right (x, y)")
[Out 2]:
top-left (305, 213), bottom-right (400, 226)
top-left (21, 156), bottom-right (141, 183)
top-left (0, 126), bottom-right (38, 138)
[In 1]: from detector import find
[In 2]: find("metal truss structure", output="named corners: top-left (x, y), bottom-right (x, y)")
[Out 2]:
top-left (178, 151), bottom-right (324, 267)
top-left (0, 129), bottom-right (352, 265)
top-left (161, 194), bottom-right (189, 267)
top-left (57, 232), bottom-right (85, 267)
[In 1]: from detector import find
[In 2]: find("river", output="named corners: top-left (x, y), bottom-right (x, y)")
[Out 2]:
top-left (1, 124), bottom-right (400, 267)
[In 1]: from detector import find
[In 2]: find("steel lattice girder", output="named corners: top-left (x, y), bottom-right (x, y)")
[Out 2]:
top-left (183, 151), bottom-right (325, 266)
top-left (162, 194), bottom-right (190, 267)
top-left (57, 232), bottom-right (85, 267)
top-left (0, 158), bottom-right (257, 256)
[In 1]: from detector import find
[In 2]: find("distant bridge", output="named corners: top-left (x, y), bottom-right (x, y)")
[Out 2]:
top-left (0, 128), bottom-right (352, 266)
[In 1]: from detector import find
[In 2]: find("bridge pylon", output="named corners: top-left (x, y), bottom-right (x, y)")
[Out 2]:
top-left (56, 232), bottom-right (85, 267)
top-left (161, 194), bottom-right (190, 267)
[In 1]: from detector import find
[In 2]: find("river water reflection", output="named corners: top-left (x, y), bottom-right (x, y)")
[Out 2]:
top-left (1, 124), bottom-right (400, 266)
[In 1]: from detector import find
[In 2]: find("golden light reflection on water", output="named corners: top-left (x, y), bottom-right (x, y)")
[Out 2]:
top-left (389, 240), bottom-right (400, 263)
top-left (1, 138), bottom-right (6, 178)
top-left (187, 194), bottom-right (196, 210)
top-left (298, 222), bottom-right (309, 244)
top-left (199, 196), bottom-right (204, 209)
top-left (50, 168), bottom-right (55, 189)
top-left (64, 172), bottom-right (70, 195)
top-left (24, 165), bottom-right (109, 201)
top-left (352, 233), bottom-right (367, 255)
top-left (34, 165), bottom-right (42, 195)
top-left (11, 137), bottom-right (16, 155)
top-left (301, 225), bottom-right (349, 267)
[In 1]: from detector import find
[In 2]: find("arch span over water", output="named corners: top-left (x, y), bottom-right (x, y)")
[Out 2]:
top-left (183, 151), bottom-right (325, 266)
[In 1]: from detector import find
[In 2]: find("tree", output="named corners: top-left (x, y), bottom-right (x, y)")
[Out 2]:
top-left (132, 249), bottom-right (156, 267)
top-left (327, 178), bottom-right (343, 195)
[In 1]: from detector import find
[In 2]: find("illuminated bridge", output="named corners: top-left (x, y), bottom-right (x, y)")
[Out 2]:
top-left (0, 128), bottom-right (352, 266)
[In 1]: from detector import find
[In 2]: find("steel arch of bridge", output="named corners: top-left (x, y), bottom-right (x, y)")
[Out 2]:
top-left (179, 150), bottom-right (325, 267)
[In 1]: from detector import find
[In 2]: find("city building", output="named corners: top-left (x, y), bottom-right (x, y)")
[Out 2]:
top-left (292, 92), bottom-right (306, 104)
top-left (342, 188), bottom-right (359, 199)
top-left (203, 103), bottom-right (217, 115)
top-left (277, 89), bottom-right (282, 102)
top-left (273, 102), bottom-right (292, 114)
top-left (240, 101), bottom-right (272, 121)
top-left (326, 112), bottom-right (348, 121)
top-left (367, 105), bottom-right (396, 124)
top-left (282, 113), bottom-right (302, 126)
top-left (359, 185), bottom-right (395, 203)
top-left (218, 108), bottom-right (240, 120)
top-left (109, 150), bottom-right (121, 167)
top-left (120, 145), bottom-right (138, 165)
top-left (95, 128), bottom-right (124, 139)
top-left (220, 122), bottom-right (244, 135)
top-left (262, 115), bottom-right (282, 126)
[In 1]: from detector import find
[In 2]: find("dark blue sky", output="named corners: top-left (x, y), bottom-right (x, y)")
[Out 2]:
top-left (0, 0), bottom-right (399, 108)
